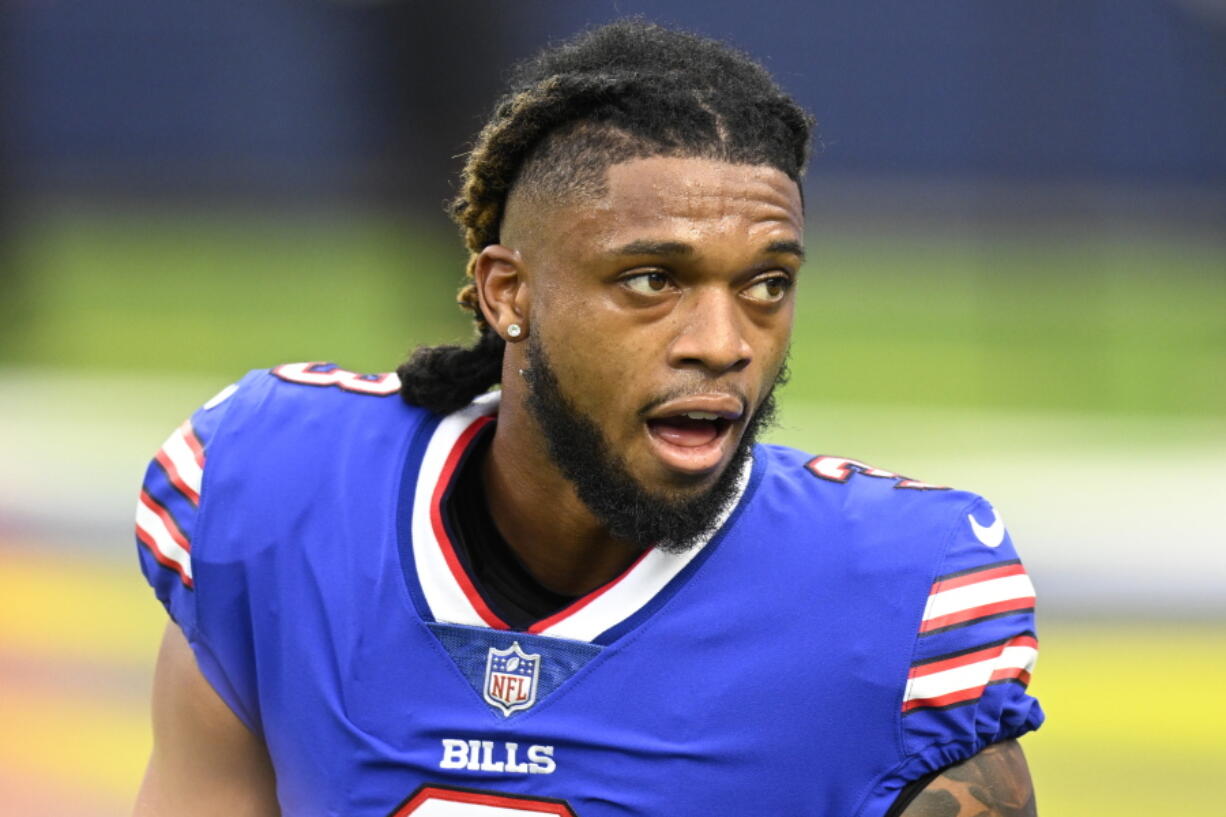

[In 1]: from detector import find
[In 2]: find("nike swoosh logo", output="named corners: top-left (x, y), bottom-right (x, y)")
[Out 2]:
top-left (968, 507), bottom-right (1006, 548)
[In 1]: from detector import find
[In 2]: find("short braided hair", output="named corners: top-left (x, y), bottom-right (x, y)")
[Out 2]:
top-left (398, 19), bottom-right (814, 414)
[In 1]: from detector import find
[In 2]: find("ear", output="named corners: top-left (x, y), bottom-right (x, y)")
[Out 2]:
top-left (473, 245), bottom-right (530, 342)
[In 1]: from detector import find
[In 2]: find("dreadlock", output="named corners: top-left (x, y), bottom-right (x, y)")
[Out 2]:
top-left (397, 19), bottom-right (815, 414)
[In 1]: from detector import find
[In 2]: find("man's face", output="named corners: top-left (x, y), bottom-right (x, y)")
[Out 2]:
top-left (505, 156), bottom-right (804, 544)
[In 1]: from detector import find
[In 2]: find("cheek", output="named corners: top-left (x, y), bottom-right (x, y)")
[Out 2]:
top-left (537, 317), bottom-right (615, 384)
top-left (566, 337), bottom-right (647, 397)
top-left (755, 305), bottom-right (794, 367)
top-left (541, 293), bottom-right (654, 372)
top-left (538, 324), bottom-right (660, 428)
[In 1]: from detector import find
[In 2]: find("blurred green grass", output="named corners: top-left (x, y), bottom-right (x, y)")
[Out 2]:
top-left (795, 232), bottom-right (1226, 415)
top-left (7, 210), bottom-right (469, 376)
top-left (8, 209), bottom-right (1224, 417)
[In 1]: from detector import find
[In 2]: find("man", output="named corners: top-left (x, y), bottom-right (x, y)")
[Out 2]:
top-left (133, 21), bottom-right (1042, 817)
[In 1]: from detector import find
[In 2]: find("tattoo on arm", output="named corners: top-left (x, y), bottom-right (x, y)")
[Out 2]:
top-left (901, 740), bottom-right (1036, 817)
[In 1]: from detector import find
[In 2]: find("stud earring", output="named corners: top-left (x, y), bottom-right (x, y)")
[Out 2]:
top-left (506, 323), bottom-right (523, 339)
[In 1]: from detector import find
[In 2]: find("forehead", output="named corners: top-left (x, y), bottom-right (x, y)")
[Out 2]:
top-left (539, 156), bottom-right (804, 259)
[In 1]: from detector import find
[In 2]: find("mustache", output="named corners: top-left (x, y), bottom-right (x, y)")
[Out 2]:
top-left (636, 386), bottom-right (751, 420)
top-left (634, 351), bottom-right (792, 421)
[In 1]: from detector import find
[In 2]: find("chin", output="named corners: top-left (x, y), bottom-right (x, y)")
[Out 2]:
top-left (644, 455), bottom-right (733, 493)
top-left (522, 336), bottom-right (767, 549)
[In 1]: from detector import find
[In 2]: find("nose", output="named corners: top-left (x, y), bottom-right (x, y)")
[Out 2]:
top-left (667, 287), bottom-right (753, 376)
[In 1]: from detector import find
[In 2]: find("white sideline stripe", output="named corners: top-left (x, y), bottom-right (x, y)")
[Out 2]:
top-left (411, 394), bottom-right (499, 628)
top-left (904, 644), bottom-right (1037, 703)
top-left (160, 427), bottom-right (203, 497)
top-left (540, 460), bottom-right (751, 642)
top-left (135, 498), bottom-right (193, 580)
top-left (923, 574), bottom-right (1035, 622)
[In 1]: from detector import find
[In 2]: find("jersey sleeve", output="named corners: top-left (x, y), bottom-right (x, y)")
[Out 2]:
top-left (896, 494), bottom-right (1045, 777)
top-left (134, 379), bottom-right (255, 725)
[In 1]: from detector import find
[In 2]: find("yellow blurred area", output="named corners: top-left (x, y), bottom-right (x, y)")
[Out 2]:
top-left (4, 545), bottom-right (1225, 815)
top-left (0, 674), bottom-right (151, 803)
top-left (0, 546), bottom-right (163, 664)
top-left (0, 547), bottom-right (162, 813)
top-left (1027, 623), bottom-right (1226, 814)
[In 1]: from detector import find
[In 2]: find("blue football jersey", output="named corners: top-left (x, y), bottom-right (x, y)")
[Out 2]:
top-left (136, 363), bottom-right (1044, 817)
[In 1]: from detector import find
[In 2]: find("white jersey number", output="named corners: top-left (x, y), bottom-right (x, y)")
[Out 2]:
top-left (272, 362), bottom-right (400, 396)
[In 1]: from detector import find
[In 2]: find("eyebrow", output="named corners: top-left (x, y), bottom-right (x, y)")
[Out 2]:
top-left (613, 239), bottom-right (694, 257)
top-left (765, 240), bottom-right (806, 261)
top-left (612, 238), bottom-right (806, 261)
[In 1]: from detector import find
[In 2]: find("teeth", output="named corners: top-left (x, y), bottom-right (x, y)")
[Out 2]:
top-left (682, 411), bottom-right (720, 421)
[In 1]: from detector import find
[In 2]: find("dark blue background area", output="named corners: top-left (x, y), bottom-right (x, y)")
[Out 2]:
top-left (9, 0), bottom-right (1226, 197)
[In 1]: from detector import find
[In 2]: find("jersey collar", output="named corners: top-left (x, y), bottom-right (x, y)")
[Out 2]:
top-left (405, 392), bottom-right (753, 643)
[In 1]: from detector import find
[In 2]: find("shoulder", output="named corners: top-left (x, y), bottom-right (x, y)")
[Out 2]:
top-left (222, 362), bottom-right (426, 429)
top-left (193, 363), bottom-right (434, 463)
top-left (747, 444), bottom-right (1048, 812)
top-left (750, 443), bottom-right (992, 561)
top-left (136, 362), bottom-right (435, 586)
top-left (135, 362), bottom-right (436, 731)
top-left (195, 361), bottom-right (440, 527)
top-left (750, 444), bottom-right (1033, 619)
top-left (749, 446), bottom-right (1044, 814)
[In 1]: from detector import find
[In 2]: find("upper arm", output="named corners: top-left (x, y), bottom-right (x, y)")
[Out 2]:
top-left (881, 494), bottom-right (1044, 816)
top-left (898, 740), bottom-right (1036, 817)
top-left (133, 621), bottom-right (279, 817)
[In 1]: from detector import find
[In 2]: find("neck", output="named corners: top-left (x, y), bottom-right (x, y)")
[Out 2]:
top-left (479, 395), bottom-right (645, 598)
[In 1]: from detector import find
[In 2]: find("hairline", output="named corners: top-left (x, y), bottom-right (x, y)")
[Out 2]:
top-left (501, 142), bottom-right (806, 249)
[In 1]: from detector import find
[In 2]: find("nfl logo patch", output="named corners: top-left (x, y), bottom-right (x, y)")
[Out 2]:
top-left (483, 641), bottom-right (541, 716)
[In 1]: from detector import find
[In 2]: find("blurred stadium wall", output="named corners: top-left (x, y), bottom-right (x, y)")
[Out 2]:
top-left (1, 1), bottom-right (1224, 815)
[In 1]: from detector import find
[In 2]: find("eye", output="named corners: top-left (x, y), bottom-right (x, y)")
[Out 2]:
top-left (622, 270), bottom-right (673, 295)
top-left (743, 275), bottom-right (793, 304)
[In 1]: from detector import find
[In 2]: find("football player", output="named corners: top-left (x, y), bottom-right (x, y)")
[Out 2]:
top-left (134, 20), bottom-right (1042, 817)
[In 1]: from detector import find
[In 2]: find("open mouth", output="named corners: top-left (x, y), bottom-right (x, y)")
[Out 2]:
top-left (647, 412), bottom-right (733, 449)
top-left (643, 402), bottom-right (744, 475)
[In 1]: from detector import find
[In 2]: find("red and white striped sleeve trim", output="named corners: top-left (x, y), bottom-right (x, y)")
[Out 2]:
top-left (153, 420), bottom-right (206, 506)
top-left (903, 632), bottom-right (1037, 713)
top-left (919, 559), bottom-right (1035, 635)
top-left (135, 489), bottom-right (194, 587)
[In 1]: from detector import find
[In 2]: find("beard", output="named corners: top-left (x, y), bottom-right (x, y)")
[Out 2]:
top-left (521, 336), bottom-right (785, 553)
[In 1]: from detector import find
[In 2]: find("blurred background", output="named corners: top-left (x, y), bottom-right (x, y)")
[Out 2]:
top-left (1, 1), bottom-right (1223, 814)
